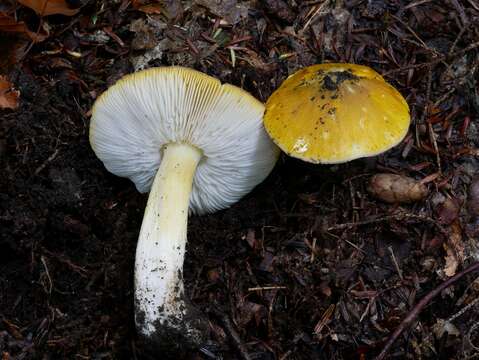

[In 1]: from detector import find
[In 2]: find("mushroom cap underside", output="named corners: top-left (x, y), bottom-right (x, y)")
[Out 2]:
top-left (264, 63), bottom-right (410, 164)
top-left (90, 66), bottom-right (279, 214)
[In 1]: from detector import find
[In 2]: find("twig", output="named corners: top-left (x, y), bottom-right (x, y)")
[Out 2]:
top-left (248, 286), bottom-right (287, 291)
top-left (428, 122), bottom-right (442, 174)
top-left (467, 321), bottom-right (479, 352)
top-left (447, 296), bottom-right (479, 323)
top-left (374, 261), bottom-right (479, 360)
top-left (310, 236), bottom-right (317, 263)
top-left (327, 213), bottom-right (447, 235)
top-left (314, 304), bottom-right (335, 335)
top-left (420, 67), bottom-right (432, 126)
top-left (403, 0), bottom-right (433, 9)
top-left (349, 180), bottom-right (358, 223)
top-left (449, 0), bottom-right (469, 26)
top-left (383, 41), bottom-right (479, 75)
top-left (360, 297), bottom-right (375, 323)
top-left (388, 246), bottom-right (404, 281)
top-left (40, 256), bottom-right (53, 295)
top-left (42, 249), bottom-right (89, 278)
top-left (34, 148), bottom-right (59, 175)
top-left (448, 27), bottom-right (466, 56)
top-left (301, 1), bottom-right (329, 32)
top-left (20, 0), bottom-right (49, 61)
top-left (420, 66), bottom-right (443, 174)
top-left (199, 346), bottom-right (219, 359)
top-left (326, 231), bottom-right (365, 253)
top-left (467, 0), bottom-right (479, 11)
top-left (390, 14), bottom-right (436, 54)
top-left (210, 310), bottom-right (251, 360)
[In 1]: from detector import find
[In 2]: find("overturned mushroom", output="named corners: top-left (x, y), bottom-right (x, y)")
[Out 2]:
top-left (264, 63), bottom-right (410, 163)
top-left (89, 67), bottom-right (279, 352)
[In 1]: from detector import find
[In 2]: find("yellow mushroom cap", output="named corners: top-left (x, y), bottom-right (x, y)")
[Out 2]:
top-left (263, 63), bottom-right (410, 164)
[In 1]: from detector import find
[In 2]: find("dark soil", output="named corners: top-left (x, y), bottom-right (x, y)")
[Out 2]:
top-left (321, 70), bottom-right (358, 92)
top-left (1, 0), bottom-right (479, 359)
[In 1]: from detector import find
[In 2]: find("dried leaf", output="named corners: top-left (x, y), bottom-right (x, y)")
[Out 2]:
top-left (443, 221), bottom-right (464, 277)
top-left (468, 177), bottom-right (479, 217)
top-left (138, 3), bottom-right (164, 14)
top-left (194, 0), bottom-right (247, 25)
top-left (444, 246), bottom-right (459, 277)
top-left (298, 192), bottom-right (321, 205)
top-left (433, 318), bottom-right (460, 338)
top-left (426, 234), bottom-right (445, 251)
top-left (209, 321), bottom-right (227, 343)
top-left (239, 48), bottom-right (277, 73)
top-left (426, 8), bottom-right (446, 24)
top-left (237, 301), bottom-right (265, 327)
top-left (319, 281), bottom-right (332, 297)
top-left (258, 251), bottom-right (275, 272)
top-left (2, 319), bottom-right (23, 340)
top-left (133, 0), bottom-right (183, 19)
top-left (0, 11), bottom-right (48, 41)
top-left (0, 75), bottom-right (19, 109)
top-left (129, 19), bottom-right (158, 50)
top-left (18, 0), bottom-right (80, 16)
top-left (207, 268), bottom-right (221, 283)
top-left (0, 35), bottom-right (28, 72)
top-left (368, 173), bottom-right (429, 204)
top-left (262, 0), bottom-right (295, 23)
top-left (433, 195), bottom-right (465, 277)
top-left (314, 304), bottom-right (335, 335)
top-left (0, 12), bottom-right (29, 33)
top-left (131, 0), bottom-right (144, 8)
top-left (350, 289), bottom-right (377, 299)
top-left (465, 217), bottom-right (479, 238)
top-left (245, 228), bottom-right (256, 249)
top-left (436, 197), bottom-right (460, 225)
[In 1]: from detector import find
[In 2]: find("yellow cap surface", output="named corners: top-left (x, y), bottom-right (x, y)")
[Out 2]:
top-left (264, 63), bottom-right (410, 163)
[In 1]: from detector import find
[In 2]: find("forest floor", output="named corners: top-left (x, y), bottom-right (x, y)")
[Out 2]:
top-left (1, 0), bottom-right (479, 359)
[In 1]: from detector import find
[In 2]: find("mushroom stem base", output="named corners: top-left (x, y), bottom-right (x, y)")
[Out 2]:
top-left (134, 142), bottom-right (207, 353)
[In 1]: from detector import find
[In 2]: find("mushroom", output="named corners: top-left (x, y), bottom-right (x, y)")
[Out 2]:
top-left (89, 67), bottom-right (279, 352)
top-left (263, 63), bottom-right (410, 163)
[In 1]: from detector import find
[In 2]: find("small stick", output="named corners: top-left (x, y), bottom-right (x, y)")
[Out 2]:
top-left (421, 68), bottom-right (442, 174)
top-left (467, 321), bottom-right (479, 352)
top-left (403, 0), bottom-right (433, 9)
top-left (326, 231), bottom-right (364, 253)
top-left (314, 304), bottom-right (335, 335)
top-left (383, 41), bottom-right (479, 75)
top-left (327, 213), bottom-right (446, 235)
top-left (221, 315), bottom-right (252, 360)
top-left (210, 309), bottom-right (251, 360)
top-left (19, 0), bottom-right (48, 60)
top-left (428, 122), bottom-right (442, 174)
top-left (388, 246), bottom-right (403, 281)
top-left (447, 296), bottom-right (479, 323)
top-left (34, 148), bottom-right (59, 175)
top-left (40, 256), bottom-right (53, 294)
top-left (279, 350), bottom-right (292, 360)
top-left (302, 1), bottom-right (329, 32)
top-left (374, 261), bottom-right (479, 360)
top-left (310, 236), bottom-right (317, 263)
top-left (449, 0), bottom-right (469, 26)
top-left (248, 286), bottom-right (287, 291)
